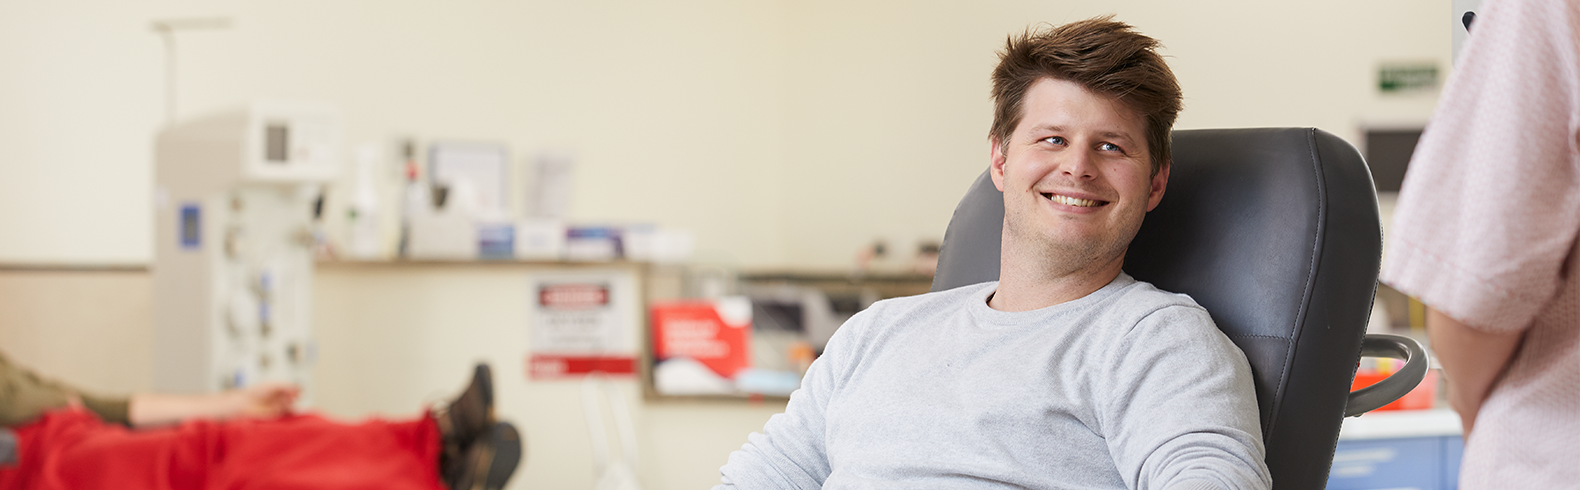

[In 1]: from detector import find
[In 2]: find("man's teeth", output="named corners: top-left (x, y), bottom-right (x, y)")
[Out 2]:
top-left (1049, 194), bottom-right (1101, 207)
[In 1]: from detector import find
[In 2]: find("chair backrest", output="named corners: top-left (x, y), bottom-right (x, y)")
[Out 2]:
top-left (931, 128), bottom-right (1381, 489)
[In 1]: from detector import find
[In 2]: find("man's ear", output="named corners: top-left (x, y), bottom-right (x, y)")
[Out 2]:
top-left (1146, 162), bottom-right (1170, 212)
top-left (989, 137), bottom-right (1007, 192)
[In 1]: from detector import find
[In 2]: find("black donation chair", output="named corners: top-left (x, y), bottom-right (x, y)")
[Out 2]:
top-left (931, 128), bottom-right (1427, 489)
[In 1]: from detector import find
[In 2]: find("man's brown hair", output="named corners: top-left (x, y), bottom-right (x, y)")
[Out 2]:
top-left (990, 17), bottom-right (1183, 175)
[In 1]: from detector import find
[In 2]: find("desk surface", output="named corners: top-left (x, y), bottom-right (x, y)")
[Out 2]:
top-left (1338, 408), bottom-right (1462, 440)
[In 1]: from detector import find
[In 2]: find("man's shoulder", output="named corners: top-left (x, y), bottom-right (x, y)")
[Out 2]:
top-left (1099, 276), bottom-right (1219, 335)
top-left (1109, 276), bottom-right (1206, 312)
top-left (816, 282), bottom-right (994, 358)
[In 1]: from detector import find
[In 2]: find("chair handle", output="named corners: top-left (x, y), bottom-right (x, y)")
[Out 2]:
top-left (1344, 333), bottom-right (1431, 417)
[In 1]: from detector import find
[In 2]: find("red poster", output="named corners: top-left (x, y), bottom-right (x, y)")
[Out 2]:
top-left (650, 300), bottom-right (751, 379)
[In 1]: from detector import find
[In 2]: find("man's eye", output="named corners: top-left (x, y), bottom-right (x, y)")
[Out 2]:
top-left (1099, 142), bottom-right (1122, 152)
top-left (1042, 136), bottom-right (1066, 145)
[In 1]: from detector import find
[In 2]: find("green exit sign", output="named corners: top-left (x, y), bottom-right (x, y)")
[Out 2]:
top-left (1378, 63), bottom-right (1440, 93)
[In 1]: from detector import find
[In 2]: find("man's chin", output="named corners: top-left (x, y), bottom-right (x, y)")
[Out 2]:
top-left (1004, 230), bottom-right (1132, 270)
top-left (1009, 233), bottom-right (1101, 261)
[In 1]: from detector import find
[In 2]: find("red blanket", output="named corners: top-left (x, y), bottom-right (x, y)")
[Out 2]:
top-left (0, 408), bottom-right (444, 490)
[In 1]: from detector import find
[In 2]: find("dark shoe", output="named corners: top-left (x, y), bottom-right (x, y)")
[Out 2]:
top-left (437, 363), bottom-right (495, 470)
top-left (446, 422), bottom-right (523, 490)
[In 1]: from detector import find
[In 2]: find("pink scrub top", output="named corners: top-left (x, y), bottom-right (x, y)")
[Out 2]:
top-left (1381, 0), bottom-right (1580, 487)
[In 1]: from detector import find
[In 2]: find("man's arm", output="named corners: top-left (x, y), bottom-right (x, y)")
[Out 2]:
top-left (715, 309), bottom-right (873, 489)
top-left (1102, 306), bottom-right (1271, 490)
top-left (1425, 307), bottom-right (1523, 435)
top-left (128, 381), bottom-right (300, 427)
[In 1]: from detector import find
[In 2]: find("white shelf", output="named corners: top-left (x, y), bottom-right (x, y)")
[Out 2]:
top-left (1339, 408), bottom-right (1462, 440)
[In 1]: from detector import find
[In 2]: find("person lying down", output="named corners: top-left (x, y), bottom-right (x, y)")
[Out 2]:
top-left (0, 352), bottom-right (520, 490)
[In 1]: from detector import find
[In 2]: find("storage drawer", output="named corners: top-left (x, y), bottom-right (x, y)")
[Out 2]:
top-left (1326, 435), bottom-right (1463, 490)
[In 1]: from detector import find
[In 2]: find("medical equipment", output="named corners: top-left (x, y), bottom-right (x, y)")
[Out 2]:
top-left (583, 376), bottom-right (642, 490)
top-left (152, 101), bottom-right (340, 400)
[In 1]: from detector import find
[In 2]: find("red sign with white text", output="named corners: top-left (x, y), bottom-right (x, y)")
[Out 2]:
top-left (650, 300), bottom-right (751, 379)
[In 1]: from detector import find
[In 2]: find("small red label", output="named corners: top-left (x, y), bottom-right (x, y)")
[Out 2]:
top-left (527, 354), bottom-right (636, 379)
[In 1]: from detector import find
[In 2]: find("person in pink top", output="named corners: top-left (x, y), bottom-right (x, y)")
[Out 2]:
top-left (1380, 0), bottom-right (1580, 487)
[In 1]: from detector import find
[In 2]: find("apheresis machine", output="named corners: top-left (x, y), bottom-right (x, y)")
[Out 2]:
top-left (152, 102), bottom-right (340, 400)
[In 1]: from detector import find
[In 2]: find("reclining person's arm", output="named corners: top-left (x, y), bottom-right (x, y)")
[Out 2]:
top-left (1101, 305), bottom-right (1272, 490)
top-left (128, 381), bottom-right (299, 427)
top-left (0, 352), bottom-right (130, 427)
top-left (1, 353), bottom-right (296, 429)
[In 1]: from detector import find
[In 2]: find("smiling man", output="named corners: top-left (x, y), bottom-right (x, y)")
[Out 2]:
top-left (716, 17), bottom-right (1270, 490)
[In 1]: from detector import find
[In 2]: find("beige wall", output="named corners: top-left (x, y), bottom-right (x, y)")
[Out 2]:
top-left (0, 0), bottom-right (1448, 269)
top-left (0, 0), bottom-right (796, 268)
top-left (776, 0), bottom-right (1448, 267)
top-left (0, 1), bottom-right (1451, 488)
top-left (0, 269), bottom-right (153, 395)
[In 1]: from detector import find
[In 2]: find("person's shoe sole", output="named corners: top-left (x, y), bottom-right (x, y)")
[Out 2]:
top-left (457, 422), bottom-right (522, 490)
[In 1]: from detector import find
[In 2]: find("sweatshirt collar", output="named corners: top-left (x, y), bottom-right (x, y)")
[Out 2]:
top-left (969, 273), bottom-right (1135, 328)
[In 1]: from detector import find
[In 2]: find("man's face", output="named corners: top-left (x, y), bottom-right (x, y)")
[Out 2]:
top-left (990, 77), bottom-right (1168, 272)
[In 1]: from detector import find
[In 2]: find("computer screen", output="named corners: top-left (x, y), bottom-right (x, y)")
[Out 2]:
top-left (1365, 128), bottom-right (1424, 193)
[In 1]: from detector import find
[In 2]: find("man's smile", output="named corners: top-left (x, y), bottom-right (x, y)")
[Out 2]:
top-left (1041, 192), bottom-right (1110, 208)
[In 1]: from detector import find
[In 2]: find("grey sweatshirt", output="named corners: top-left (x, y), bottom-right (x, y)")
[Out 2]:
top-left (717, 274), bottom-right (1271, 489)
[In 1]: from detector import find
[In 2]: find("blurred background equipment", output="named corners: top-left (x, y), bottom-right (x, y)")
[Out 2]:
top-left (405, 142), bottom-right (510, 260)
top-left (152, 101), bottom-right (341, 401)
top-left (583, 376), bottom-right (643, 490)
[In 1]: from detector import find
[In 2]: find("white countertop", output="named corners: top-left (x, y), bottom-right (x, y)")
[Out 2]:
top-left (1338, 408), bottom-right (1462, 440)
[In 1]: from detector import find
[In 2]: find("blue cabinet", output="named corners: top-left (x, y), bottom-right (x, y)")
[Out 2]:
top-left (1326, 435), bottom-right (1464, 490)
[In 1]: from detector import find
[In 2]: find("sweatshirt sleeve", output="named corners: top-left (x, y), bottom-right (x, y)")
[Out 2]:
top-left (714, 309), bottom-right (870, 489)
top-left (1098, 305), bottom-right (1272, 490)
top-left (0, 352), bottom-right (131, 427)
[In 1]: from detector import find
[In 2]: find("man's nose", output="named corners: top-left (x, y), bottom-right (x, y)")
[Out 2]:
top-left (1057, 149), bottom-right (1099, 180)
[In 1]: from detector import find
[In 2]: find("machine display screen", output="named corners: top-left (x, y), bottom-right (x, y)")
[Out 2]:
top-left (265, 124), bottom-right (289, 163)
top-left (179, 204), bottom-right (201, 250)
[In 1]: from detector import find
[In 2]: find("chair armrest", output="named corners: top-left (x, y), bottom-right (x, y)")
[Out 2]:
top-left (1344, 333), bottom-right (1431, 417)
